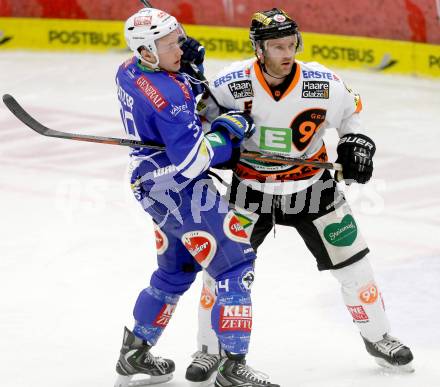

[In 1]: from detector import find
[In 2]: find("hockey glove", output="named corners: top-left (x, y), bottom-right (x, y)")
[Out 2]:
top-left (336, 133), bottom-right (376, 184)
top-left (180, 36), bottom-right (205, 66)
top-left (179, 37), bottom-right (205, 96)
top-left (210, 110), bottom-right (256, 146)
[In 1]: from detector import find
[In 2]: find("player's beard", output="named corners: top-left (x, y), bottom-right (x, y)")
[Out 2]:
top-left (265, 56), bottom-right (295, 78)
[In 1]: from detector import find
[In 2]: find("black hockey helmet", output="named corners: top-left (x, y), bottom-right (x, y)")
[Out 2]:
top-left (249, 8), bottom-right (303, 52)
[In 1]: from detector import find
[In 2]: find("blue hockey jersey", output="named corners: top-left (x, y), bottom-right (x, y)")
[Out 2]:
top-left (116, 57), bottom-right (232, 189)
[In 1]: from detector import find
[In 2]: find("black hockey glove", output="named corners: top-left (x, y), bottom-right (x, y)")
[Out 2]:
top-left (336, 133), bottom-right (376, 184)
top-left (180, 36), bottom-right (205, 66)
top-left (179, 37), bottom-right (205, 97)
top-left (211, 110), bottom-right (256, 146)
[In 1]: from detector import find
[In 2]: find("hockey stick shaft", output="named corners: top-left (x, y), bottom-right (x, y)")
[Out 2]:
top-left (2, 94), bottom-right (341, 171)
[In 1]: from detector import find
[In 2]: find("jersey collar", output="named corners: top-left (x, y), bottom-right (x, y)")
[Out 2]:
top-left (253, 60), bottom-right (301, 101)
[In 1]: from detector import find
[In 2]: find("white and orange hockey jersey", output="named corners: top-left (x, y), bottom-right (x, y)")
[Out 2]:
top-left (200, 58), bottom-right (365, 194)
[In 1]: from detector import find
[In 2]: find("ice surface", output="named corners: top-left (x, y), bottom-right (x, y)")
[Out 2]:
top-left (0, 52), bottom-right (439, 386)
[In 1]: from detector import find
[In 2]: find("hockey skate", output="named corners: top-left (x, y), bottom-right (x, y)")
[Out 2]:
top-left (362, 333), bottom-right (414, 372)
top-left (185, 349), bottom-right (223, 385)
top-left (215, 354), bottom-right (280, 387)
top-left (114, 327), bottom-right (175, 387)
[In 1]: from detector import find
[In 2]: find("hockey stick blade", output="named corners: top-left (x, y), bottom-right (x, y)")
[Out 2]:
top-left (2, 94), bottom-right (341, 171)
top-left (2, 94), bottom-right (164, 149)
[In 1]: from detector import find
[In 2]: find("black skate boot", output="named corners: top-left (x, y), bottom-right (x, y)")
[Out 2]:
top-left (362, 333), bottom-right (414, 372)
top-left (114, 327), bottom-right (175, 387)
top-left (215, 353), bottom-right (280, 387)
top-left (185, 347), bottom-right (223, 385)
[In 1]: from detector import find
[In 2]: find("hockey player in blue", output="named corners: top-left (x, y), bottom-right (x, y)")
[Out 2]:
top-left (114, 7), bottom-right (279, 387)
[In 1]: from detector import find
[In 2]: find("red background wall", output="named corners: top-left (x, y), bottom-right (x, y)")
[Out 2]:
top-left (1, 0), bottom-right (439, 44)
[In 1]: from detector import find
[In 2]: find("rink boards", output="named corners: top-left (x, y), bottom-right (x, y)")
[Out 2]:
top-left (0, 17), bottom-right (439, 77)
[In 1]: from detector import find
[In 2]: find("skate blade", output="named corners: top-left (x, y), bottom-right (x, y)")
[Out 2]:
top-left (114, 373), bottom-right (174, 387)
top-left (187, 371), bottom-right (218, 387)
top-left (375, 357), bottom-right (415, 373)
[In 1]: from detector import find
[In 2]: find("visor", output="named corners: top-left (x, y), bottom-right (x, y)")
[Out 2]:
top-left (156, 24), bottom-right (187, 54)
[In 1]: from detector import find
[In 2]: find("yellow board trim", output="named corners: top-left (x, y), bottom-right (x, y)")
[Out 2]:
top-left (1, 17), bottom-right (439, 77)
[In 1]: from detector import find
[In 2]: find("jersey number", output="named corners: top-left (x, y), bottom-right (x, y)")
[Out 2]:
top-left (119, 104), bottom-right (141, 141)
top-left (290, 108), bottom-right (326, 151)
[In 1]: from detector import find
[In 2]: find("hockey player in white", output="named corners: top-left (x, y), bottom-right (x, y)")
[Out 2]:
top-left (185, 8), bottom-right (414, 384)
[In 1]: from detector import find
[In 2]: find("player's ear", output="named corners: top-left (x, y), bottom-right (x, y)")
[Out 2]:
top-left (255, 43), bottom-right (264, 63)
top-left (139, 46), bottom-right (156, 64)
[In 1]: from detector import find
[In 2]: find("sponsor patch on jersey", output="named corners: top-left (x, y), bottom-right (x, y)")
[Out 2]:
top-left (135, 76), bottom-right (169, 111)
top-left (182, 231), bottom-right (217, 268)
top-left (228, 80), bottom-right (253, 99)
top-left (199, 285), bottom-right (215, 310)
top-left (223, 211), bottom-right (249, 243)
top-left (153, 304), bottom-right (176, 327)
top-left (302, 81), bottom-right (329, 99)
top-left (219, 305), bottom-right (252, 332)
top-left (213, 70), bottom-right (247, 87)
top-left (358, 283), bottom-right (379, 304)
top-left (154, 223), bottom-right (169, 255)
top-left (347, 305), bottom-right (369, 322)
top-left (170, 103), bottom-right (189, 117)
top-left (302, 70), bottom-right (340, 81)
top-left (324, 214), bottom-right (357, 246)
top-left (168, 73), bottom-right (191, 100)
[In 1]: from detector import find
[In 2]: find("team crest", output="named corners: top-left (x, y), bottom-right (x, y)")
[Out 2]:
top-left (182, 231), bottom-right (217, 268)
top-left (154, 223), bottom-right (168, 255)
top-left (240, 269), bottom-right (255, 291)
top-left (223, 211), bottom-right (249, 243)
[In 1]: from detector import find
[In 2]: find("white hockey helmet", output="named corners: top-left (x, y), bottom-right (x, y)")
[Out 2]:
top-left (124, 7), bottom-right (186, 68)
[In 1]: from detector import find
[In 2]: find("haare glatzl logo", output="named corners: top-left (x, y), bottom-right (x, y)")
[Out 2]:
top-left (0, 31), bottom-right (13, 46)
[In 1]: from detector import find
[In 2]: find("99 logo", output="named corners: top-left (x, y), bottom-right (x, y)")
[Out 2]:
top-left (290, 108), bottom-right (326, 151)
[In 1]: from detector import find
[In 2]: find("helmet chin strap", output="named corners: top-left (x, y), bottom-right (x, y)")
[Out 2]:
top-left (138, 47), bottom-right (161, 70)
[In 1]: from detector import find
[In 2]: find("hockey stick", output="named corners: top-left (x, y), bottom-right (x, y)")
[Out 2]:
top-left (2, 94), bottom-right (341, 171)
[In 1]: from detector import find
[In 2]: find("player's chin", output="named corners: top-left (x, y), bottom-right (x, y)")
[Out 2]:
top-left (279, 61), bottom-right (293, 73)
top-left (162, 61), bottom-right (181, 73)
